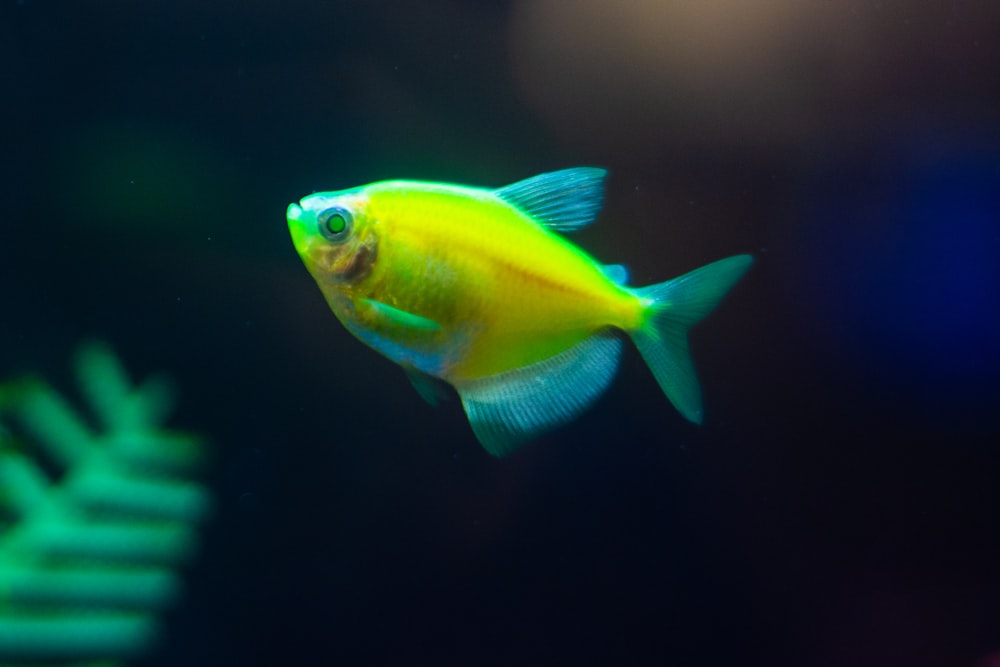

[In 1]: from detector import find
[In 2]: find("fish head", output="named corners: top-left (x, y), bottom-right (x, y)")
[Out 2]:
top-left (287, 187), bottom-right (378, 289)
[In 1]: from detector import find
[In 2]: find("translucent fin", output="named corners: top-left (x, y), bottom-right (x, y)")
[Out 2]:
top-left (358, 298), bottom-right (441, 331)
top-left (631, 255), bottom-right (753, 424)
top-left (454, 332), bottom-right (622, 457)
top-left (601, 263), bottom-right (629, 285)
top-left (405, 368), bottom-right (450, 407)
top-left (495, 167), bottom-right (607, 231)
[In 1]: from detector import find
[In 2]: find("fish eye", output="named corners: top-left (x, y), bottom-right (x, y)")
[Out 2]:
top-left (317, 207), bottom-right (353, 242)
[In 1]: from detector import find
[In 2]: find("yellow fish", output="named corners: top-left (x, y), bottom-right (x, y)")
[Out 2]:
top-left (287, 168), bottom-right (751, 456)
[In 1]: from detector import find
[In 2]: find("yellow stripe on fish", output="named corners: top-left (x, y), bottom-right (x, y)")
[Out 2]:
top-left (287, 167), bottom-right (752, 456)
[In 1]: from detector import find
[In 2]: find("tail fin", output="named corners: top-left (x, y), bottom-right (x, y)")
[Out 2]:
top-left (631, 255), bottom-right (753, 424)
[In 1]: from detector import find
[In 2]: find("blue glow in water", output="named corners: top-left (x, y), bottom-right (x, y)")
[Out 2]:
top-left (874, 151), bottom-right (1000, 377)
top-left (798, 138), bottom-right (1000, 404)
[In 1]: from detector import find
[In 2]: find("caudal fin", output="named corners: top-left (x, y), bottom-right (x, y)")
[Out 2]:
top-left (631, 255), bottom-right (753, 424)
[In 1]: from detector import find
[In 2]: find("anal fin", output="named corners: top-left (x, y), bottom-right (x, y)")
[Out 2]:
top-left (454, 331), bottom-right (622, 457)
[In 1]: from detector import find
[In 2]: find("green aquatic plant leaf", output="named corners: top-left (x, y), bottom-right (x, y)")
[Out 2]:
top-left (0, 343), bottom-right (210, 665)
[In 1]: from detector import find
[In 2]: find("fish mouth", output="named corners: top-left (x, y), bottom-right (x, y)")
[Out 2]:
top-left (286, 202), bottom-right (312, 258)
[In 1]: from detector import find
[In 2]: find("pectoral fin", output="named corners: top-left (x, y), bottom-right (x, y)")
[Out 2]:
top-left (358, 298), bottom-right (441, 332)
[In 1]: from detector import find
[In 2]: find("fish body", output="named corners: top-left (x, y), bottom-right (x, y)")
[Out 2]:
top-left (287, 168), bottom-right (751, 456)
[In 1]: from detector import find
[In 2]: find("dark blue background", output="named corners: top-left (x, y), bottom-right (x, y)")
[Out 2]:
top-left (2, 2), bottom-right (999, 665)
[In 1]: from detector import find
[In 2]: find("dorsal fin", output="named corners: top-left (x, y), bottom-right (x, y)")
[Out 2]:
top-left (495, 167), bottom-right (607, 231)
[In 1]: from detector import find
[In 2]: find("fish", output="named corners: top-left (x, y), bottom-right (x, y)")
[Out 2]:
top-left (287, 167), bottom-right (752, 456)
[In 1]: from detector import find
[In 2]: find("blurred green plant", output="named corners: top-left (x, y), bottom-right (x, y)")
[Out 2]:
top-left (0, 343), bottom-right (210, 666)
